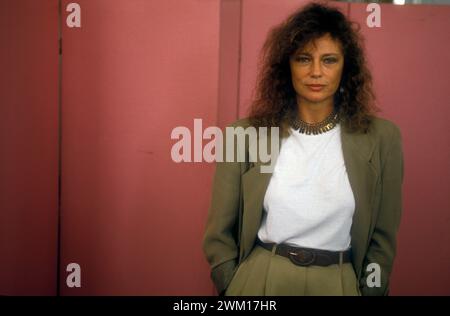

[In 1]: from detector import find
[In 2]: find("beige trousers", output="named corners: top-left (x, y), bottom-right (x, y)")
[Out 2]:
top-left (225, 244), bottom-right (362, 296)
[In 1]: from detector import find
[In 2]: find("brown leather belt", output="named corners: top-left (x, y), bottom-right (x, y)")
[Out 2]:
top-left (256, 237), bottom-right (352, 267)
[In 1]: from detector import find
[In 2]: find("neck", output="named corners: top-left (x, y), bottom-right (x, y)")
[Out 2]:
top-left (297, 97), bottom-right (334, 124)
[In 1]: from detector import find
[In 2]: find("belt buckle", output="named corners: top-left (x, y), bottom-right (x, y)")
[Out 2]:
top-left (288, 249), bottom-right (316, 266)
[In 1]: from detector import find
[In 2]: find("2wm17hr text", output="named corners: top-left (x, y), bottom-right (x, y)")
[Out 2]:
top-left (173, 300), bottom-right (277, 312)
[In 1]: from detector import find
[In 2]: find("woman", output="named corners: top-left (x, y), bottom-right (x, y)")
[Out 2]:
top-left (202, 2), bottom-right (404, 296)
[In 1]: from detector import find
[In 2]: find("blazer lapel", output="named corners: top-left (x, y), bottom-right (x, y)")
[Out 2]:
top-left (340, 126), bottom-right (378, 279)
top-left (239, 123), bottom-right (379, 280)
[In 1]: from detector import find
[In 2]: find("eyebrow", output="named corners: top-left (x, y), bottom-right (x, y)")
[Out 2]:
top-left (296, 53), bottom-right (340, 57)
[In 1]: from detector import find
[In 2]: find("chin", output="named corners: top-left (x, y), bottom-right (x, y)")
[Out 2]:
top-left (303, 94), bottom-right (329, 103)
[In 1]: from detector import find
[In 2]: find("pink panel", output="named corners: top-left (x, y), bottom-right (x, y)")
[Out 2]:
top-left (217, 0), bottom-right (242, 129)
top-left (60, 0), bottom-right (220, 295)
top-left (350, 3), bottom-right (450, 296)
top-left (238, 0), bottom-right (450, 295)
top-left (238, 0), bottom-right (348, 117)
top-left (0, 0), bottom-right (59, 295)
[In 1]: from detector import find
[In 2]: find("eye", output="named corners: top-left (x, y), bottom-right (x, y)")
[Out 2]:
top-left (323, 57), bottom-right (338, 64)
top-left (295, 56), bottom-right (310, 63)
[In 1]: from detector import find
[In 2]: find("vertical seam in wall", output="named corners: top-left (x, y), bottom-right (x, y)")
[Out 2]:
top-left (213, 1), bottom-right (222, 295)
top-left (236, 0), bottom-right (242, 120)
top-left (216, 1), bottom-right (222, 129)
top-left (57, 0), bottom-right (62, 297)
top-left (347, 2), bottom-right (351, 19)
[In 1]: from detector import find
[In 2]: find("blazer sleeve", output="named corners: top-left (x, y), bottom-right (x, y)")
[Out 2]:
top-left (360, 123), bottom-right (404, 296)
top-left (202, 120), bottom-right (246, 296)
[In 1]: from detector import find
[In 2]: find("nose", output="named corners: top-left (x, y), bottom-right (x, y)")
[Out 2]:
top-left (310, 59), bottom-right (322, 78)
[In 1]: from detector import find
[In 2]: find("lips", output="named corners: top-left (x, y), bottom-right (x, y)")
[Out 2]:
top-left (306, 84), bottom-right (325, 91)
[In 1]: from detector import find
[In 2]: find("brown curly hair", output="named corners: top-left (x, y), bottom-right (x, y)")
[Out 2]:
top-left (247, 1), bottom-right (381, 135)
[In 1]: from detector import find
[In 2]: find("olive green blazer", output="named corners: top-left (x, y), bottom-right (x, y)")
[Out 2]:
top-left (202, 116), bottom-right (404, 296)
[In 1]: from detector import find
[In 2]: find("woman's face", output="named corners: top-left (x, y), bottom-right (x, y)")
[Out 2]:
top-left (289, 33), bottom-right (344, 105)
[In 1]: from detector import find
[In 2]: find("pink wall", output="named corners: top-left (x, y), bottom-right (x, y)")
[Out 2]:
top-left (218, 0), bottom-right (242, 130)
top-left (0, 0), bottom-right (59, 295)
top-left (237, 0), bottom-right (450, 295)
top-left (349, 3), bottom-right (450, 295)
top-left (59, 0), bottom-right (221, 295)
top-left (1, 0), bottom-right (449, 296)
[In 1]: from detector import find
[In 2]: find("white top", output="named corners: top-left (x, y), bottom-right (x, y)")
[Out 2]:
top-left (257, 123), bottom-right (355, 251)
